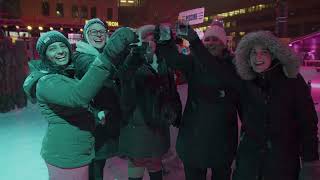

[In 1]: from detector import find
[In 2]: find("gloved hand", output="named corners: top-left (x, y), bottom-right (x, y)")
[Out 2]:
top-left (154, 24), bottom-right (174, 45)
top-left (299, 161), bottom-right (320, 180)
top-left (114, 46), bottom-right (146, 80)
top-left (176, 25), bottom-right (199, 43)
top-left (102, 27), bottom-right (139, 65)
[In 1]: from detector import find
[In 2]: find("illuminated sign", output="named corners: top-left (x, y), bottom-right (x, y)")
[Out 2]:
top-left (106, 21), bottom-right (119, 27)
top-left (179, 7), bottom-right (205, 25)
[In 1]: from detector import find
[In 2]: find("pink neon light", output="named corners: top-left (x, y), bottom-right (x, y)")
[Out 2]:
top-left (311, 83), bottom-right (320, 88)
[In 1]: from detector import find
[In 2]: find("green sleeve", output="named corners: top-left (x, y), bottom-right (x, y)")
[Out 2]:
top-left (36, 56), bottom-right (114, 108)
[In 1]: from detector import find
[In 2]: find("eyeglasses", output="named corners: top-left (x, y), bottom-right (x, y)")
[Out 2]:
top-left (89, 29), bottom-right (107, 36)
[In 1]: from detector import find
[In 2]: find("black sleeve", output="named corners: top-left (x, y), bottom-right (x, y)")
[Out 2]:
top-left (295, 74), bottom-right (319, 162)
top-left (189, 38), bottom-right (243, 92)
top-left (156, 41), bottom-right (194, 73)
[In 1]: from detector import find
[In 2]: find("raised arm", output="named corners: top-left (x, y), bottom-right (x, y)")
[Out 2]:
top-left (36, 27), bottom-right (138, 108)
top-left (36, 55), bottom-right (115, 108)
top-left (156, 41), bottom-right (194, 73)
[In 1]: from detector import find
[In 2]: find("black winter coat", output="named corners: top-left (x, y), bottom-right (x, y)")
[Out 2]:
top-left (117, 56), bottom-right (181, 158)
top-left (191, 36), bottom-right (319, 179)
top-left (157, 39), bottom-right (240, 168)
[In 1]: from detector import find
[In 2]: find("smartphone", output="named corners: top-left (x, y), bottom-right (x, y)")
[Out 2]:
top-left (159, 24), bottom-right (171, 41)
top-left (176, 20), bottom-right (189, 36)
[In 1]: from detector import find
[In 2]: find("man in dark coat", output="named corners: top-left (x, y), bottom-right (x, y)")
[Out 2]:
top-left (155, 21), bottom-right (240, 180)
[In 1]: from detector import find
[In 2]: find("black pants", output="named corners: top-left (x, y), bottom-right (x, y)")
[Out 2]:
top-left (89, 159), bottom-right (106, 180)
top-left (184, 166), bottom-right (231, 180)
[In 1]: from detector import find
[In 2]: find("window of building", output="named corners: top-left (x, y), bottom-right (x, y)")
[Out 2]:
top-left (80, 6), bottom-right (88, 18)
top-left (42, 0), bottom-right (50, 16)
top-left (119, 0), bottom-right (141, 7)
top-left (225, 22), bottom-right (231, 28)
top-left (107, 8), bottom-right (113, 20)
top-left (72, 5), bottom-right (79, 18)
top-left (239, 32), bottom-right (246, 36)
top-left (232, 21), bottom-right (237, 27)
top-left (91, 7), bottom-right (96, 18)
top-left (56, 3), bottom-right (64, 17)
top-left (239, 8), bottom-right (246, 14)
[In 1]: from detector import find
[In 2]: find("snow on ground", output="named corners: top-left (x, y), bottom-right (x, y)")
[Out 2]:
top-left (1, 66), bottom-right (320, 180)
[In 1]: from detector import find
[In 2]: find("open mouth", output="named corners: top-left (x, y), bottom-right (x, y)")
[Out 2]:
top-left (255, 61), bottom-right (265, 66)
top-left (55, 55), bottom-right (66, 60)
top-left (93, 39), bottom-right (103, 43)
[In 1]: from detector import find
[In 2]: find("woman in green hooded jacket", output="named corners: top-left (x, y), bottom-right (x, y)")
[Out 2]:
top-left (23, 28), bottom-right (137, 180)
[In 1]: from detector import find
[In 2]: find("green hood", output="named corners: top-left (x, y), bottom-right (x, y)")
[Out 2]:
top-left (23, 60), bottom-right (48, 102)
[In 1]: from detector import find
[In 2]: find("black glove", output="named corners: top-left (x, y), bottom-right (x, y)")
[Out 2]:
top-left (176, 25), bottom-right (199, 43)
top-left (124, 46), bottom-right (145, 69)
top-left (102, 27), bottom-right (139, 66)
top-left (154, 24), bottom-right (174, 45)
top-left (114, 46), bottom-right (145, 80)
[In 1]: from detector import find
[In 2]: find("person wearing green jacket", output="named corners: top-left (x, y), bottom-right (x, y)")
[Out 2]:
top-left (23, 29), bottom-right (138, 180)
top-left (73, 18), bottom-right (121, 180)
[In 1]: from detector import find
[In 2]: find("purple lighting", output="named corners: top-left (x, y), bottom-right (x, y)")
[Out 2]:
top-left (311, 83), bottom-right (320, 88)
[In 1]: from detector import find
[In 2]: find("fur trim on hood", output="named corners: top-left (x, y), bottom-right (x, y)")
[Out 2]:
top-left (234, 31), bottom-right (300, 80)
top-left (76, 41), bottom-right (100, 57)
top-left (136, 25), bottom-right (155, 40)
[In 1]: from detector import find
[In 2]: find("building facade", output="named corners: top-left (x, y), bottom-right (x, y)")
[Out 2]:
top-left (1, 0), bottom-right (119, 36)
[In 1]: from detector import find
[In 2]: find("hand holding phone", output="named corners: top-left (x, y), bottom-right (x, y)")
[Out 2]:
top-left (159, 24), bottom-right (171, 41)
top-left (176, 19), bottom-right (189, 37)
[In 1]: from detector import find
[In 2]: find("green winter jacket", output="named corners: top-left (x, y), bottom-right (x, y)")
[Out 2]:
top-left (23, 56), bottom-right (114, 168)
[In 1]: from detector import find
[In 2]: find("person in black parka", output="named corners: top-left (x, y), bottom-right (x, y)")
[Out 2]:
top-left (190, 30), bottom-right (320, 180)
top-left (156, 21), bottom-right (240, 180)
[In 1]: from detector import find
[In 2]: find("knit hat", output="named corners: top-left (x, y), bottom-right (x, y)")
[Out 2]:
top-left (203, 20), bottom-right (227, 45)
top-left (84, 18), bottom-right (107, 41)
top-left (36, 30), bottom-right (71, 60)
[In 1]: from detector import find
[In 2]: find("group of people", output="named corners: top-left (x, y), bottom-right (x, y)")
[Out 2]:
top-left (22, 17), bottom-right (319, 180)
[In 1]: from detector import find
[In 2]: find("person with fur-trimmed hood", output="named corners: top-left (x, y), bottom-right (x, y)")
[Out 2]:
top-left (72, 18), bottom-right (121, 180)
top-left (116, 24), bottom-right (182, 180)
top-left (231, 31), bottom-right (320, 180)
top-left (155, 21), bottom-right (239, 180)
top-left (228, 31), bottom-right (319, 180)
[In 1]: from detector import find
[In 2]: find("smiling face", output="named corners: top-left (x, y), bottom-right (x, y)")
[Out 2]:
top-left (87, 23), bottom-right (107, 49)
top-left (202, 36), bottom-right (225, 57)
top-left (45, 42), bottom-right (70, 66)
top-left (249, 44), bottom-right (272, 73)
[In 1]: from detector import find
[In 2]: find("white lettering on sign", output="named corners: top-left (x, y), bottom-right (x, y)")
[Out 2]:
top-left (179, 7), bottom-right (205, 25)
